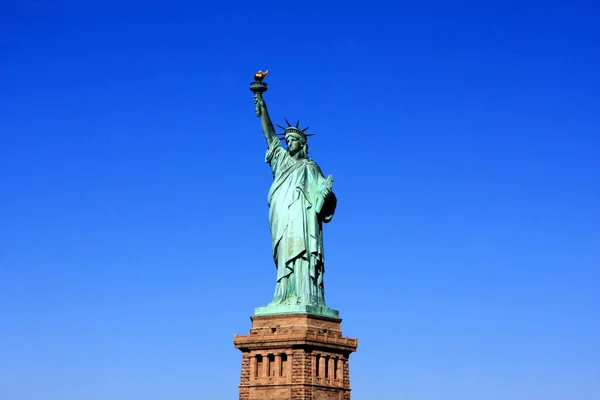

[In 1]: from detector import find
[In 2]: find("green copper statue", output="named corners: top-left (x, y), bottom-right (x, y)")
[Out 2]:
top-left (251, 71), bottom-right (338, 316)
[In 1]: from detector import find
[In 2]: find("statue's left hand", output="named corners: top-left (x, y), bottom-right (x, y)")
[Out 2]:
top-left (316, 175), bottom-right (336, 219)
top-left (321, 175), bottom-right (334, 198)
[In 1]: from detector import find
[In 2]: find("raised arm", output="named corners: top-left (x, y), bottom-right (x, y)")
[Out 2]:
top-left (254, 94), bottom-right (278, 147)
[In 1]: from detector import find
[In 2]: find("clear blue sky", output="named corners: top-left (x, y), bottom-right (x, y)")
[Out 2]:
top-left (1, 1), bottom-right (598, 399)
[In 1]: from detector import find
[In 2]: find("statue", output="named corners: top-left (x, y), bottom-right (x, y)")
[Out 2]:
top-left (250, 71), bottom-right (337, 315)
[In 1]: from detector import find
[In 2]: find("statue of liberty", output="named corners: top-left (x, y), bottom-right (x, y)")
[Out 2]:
top-left (251, 72), bottom-right (337, 314)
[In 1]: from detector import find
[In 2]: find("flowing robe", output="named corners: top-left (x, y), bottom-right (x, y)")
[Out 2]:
top-left (266, 140), bottom-right (336, 306)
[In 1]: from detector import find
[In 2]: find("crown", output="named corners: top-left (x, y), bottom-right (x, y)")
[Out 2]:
top-left (275, 118), bottom-right (315, 141)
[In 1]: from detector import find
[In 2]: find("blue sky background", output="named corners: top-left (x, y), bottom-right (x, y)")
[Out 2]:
top-left (1, 1), bottom-right (599, 399)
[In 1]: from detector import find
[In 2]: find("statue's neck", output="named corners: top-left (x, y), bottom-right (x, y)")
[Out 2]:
top-left (289, 152), bottom-right (306, 162)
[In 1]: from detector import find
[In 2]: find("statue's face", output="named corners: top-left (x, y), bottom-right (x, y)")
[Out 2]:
top-left (286, 136), bottom-right (303, 156)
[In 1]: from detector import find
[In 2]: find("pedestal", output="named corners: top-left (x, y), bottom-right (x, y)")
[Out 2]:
top-left (234, 313), bottom-right (358, 400)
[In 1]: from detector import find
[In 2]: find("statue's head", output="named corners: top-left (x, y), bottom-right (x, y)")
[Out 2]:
top-left (276, 119), bottom-right (314, 157)
top-left (285, 130), bottom-right (307, 157)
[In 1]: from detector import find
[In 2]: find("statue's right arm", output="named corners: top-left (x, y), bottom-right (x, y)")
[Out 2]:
top-left (255, 94), bottom-right (278, 147)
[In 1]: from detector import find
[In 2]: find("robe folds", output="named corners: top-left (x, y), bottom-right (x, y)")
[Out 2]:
top-left (266, 140), bottom-right (336, 305)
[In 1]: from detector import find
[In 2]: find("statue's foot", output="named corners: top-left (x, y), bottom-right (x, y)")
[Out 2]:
top-left (268, 295), bottom-right (297, 307)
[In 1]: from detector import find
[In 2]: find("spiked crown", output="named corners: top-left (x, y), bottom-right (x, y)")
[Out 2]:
top-left (276, 118), bottom-right (315, 143)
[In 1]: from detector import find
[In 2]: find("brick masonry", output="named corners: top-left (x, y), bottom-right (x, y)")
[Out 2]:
top-left (234, 314), bottom-right (358, 400)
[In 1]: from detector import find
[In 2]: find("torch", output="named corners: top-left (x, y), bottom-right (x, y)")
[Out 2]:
top-left (250, 70), bottom-right (269, 116)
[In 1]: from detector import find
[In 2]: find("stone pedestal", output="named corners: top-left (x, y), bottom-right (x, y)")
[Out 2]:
top-left (234, 314), bottom-right (358, 400)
